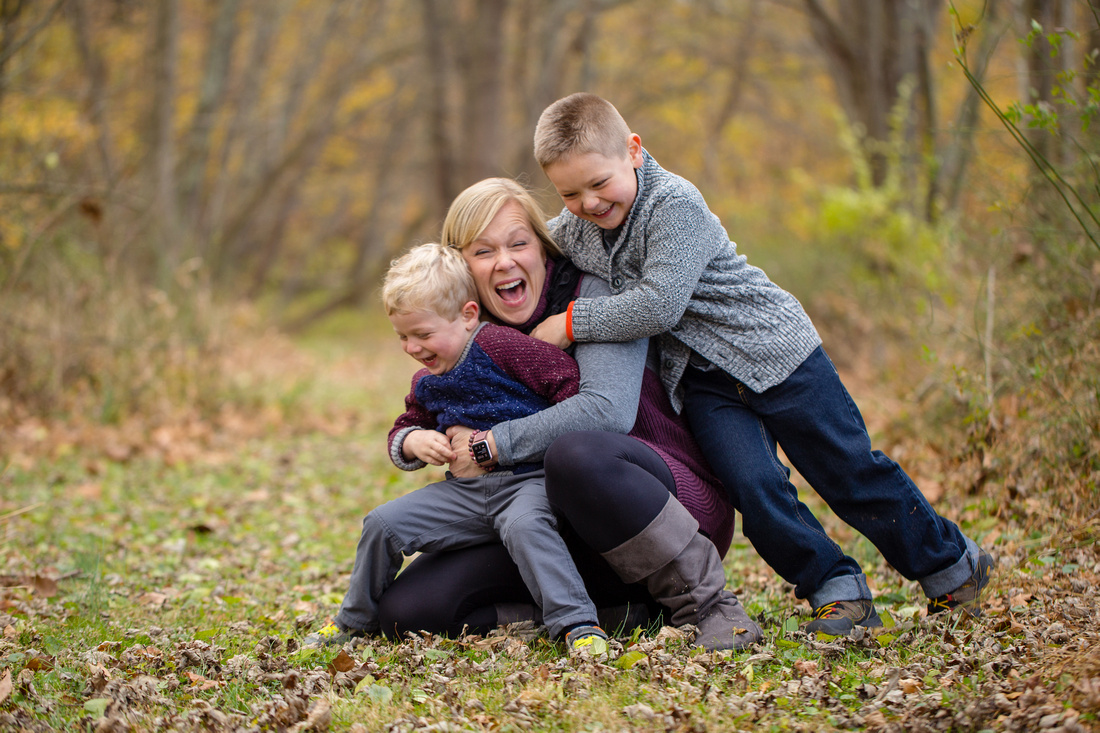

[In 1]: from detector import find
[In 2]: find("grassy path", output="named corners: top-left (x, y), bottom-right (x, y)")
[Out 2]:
top-left (1, 336), bottom-right (1098, 731)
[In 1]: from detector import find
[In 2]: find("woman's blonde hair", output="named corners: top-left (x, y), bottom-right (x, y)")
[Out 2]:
top-left (441, 178), bottom-right (562, 259)
top-left (381, 242), bottom-right (478, 318)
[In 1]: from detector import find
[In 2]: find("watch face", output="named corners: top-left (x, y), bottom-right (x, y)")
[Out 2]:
top-left (472, 440), bottom-right (492, 464)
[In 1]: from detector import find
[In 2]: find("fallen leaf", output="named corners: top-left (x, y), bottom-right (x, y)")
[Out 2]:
top-left (0, 669), bottom-right (10, 705)
top-left (863, 710), bottom-right (888, 727)
top-left (138, 592), bottom-right (168, 607)
top-left (74, 481), bottom-right (103, 500)
top-left (327, 649), bottom-right (356, 675)
top-left (793, 659), bottom-right (819, 676)
top-left (623, 702), bottom-right (656, 720)
top-left (84, 698), bottom-right (110, 718)
top-left (899, 677), bottom-right (923, 694)
top-left (653, 626), bottom-right (688, 646)
top-left (25, 654), bottom-right (54, 672)
top-left (31, 575), bottom-right (58, 597)
top-left (293, 696), bottom-right (331, 732)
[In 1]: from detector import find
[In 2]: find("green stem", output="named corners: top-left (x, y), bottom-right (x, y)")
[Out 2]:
top-left (951, 8), bottom-right (1100, 252)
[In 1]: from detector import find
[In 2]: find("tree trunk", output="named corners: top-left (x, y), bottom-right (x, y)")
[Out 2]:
top-left (941, 0), bottom-right (1007, 216)
top-left (1021, 0), bottom-right (1072, 168)
top-left (0, 0), bottom-right (66, 118)
top-left (419, 0), bottom-right (456, 217)
top-left (150, 0), bottom-right (180, 275)
top-left (802, 0), bottom-right (940, 196)
top-left (178, 0), bottom-right (240, 225)
top-left (203, 0), bottom-right (287, 257)
top-left (67, 0), bottom-right (118, 188)
top-left (457, 0), bottom-right (507, 187)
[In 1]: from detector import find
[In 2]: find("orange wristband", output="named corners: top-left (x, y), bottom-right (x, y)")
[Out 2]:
top-left (565, 301), bottom-right (575, 342)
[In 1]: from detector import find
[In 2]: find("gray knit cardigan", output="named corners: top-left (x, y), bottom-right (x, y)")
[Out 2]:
top-left (550, 150), bottom-right (822, 410)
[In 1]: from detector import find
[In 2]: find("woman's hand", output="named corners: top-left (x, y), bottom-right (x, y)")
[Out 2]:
top-left (446, 425), bottom-right (494, 477)
top-left (530, 312), bottom-right (572, 349)
top-left (402, 429), bottom-right (456, 466)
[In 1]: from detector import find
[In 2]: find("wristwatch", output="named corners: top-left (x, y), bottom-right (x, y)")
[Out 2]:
top-left (469, 430), bottom-right (494, 467)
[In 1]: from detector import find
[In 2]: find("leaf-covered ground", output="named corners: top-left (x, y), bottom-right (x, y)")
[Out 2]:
top-left (1, 337), bottom-right (1098, 732)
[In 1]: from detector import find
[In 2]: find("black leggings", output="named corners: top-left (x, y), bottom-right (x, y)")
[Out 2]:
top-left (544, 431), bottom-right (677, 552)
top-left (376, 432), bottom-right (676, 638)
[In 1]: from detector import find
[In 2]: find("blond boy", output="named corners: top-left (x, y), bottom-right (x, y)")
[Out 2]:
top-left (306, 243), bottom-right (606, 651)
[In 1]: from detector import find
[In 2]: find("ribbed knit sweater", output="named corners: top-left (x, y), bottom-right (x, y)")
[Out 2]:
top-left (550, 150), bottom-right (822, 410)
top-left (630, 362), bottom-right (736, 554)
top-left (388, 322), bottom-right (579, 474)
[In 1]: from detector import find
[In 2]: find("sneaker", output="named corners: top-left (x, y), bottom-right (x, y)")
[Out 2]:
top-left (565, 624), bottom-right (608, 656)
top-left (303, 621), bottom-right (364, 647)
top-left (927, 549), bottom-right (994, 617)
top-left (804, 599), bottom-right (883, 635)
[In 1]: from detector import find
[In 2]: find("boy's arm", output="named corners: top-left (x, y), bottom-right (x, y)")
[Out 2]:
top-left (567, 195), bottom-right (726, 344)
top-left (474, 326), bottom-right (580, 405)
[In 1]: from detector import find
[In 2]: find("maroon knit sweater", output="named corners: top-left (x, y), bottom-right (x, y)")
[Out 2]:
top-left (629, 368), bottom-right (737, 556)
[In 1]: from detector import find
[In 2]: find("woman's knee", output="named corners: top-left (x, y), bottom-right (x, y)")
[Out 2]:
top-left (545, 432), bottom-right (604, 475)
top-left (544, 432), bottom-right (607, 503)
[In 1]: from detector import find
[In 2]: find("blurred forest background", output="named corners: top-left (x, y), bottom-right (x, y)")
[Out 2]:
top-left (0, 0), bottom-right (1097, 528)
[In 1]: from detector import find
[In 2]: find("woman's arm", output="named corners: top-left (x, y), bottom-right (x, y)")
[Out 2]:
top-left (490, 276), bottom-right (648, 467)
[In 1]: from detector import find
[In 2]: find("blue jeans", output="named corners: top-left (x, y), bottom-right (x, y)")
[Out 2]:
top-left (682, 346), bottom-right (980, 608)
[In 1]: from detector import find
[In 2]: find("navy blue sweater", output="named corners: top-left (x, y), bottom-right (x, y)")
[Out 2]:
top-left (388, 323), bottom-right (579, 473)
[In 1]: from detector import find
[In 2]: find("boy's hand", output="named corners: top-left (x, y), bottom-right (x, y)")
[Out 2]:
top-left (530, 312), bottom-right (572, 349)
top-left (403, 429), bottom-right (456, 466)
top-left (446, 425), bottom-right (491, 478)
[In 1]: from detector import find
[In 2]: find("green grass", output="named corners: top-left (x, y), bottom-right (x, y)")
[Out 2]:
top-left (1, 332), bottom-right (1097, 731)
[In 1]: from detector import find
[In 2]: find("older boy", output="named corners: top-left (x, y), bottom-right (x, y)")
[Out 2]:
top-left (305, 243), bottom-right (606, 653)
top-left (530, 92), bottom-right (992, 635)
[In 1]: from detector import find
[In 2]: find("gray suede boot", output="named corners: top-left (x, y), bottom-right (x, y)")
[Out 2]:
top-left (600, 495), bottom-right (762, 651)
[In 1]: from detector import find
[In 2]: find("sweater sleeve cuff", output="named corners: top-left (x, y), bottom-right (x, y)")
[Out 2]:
top-left (390, 426), bottom-right (427, 471)
top-left (568, 298), bottom-right (592, 342)
top-left (489, 423), bottom-right (514, 467)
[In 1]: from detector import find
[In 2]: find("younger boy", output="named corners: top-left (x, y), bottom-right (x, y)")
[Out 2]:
top-left (531, 92), bottom-right (993, 635)
top-left (306, 243), bottom-right (606, 652)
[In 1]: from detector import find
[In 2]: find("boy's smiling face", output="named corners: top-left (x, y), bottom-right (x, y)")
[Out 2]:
top-left (544, 134), bottom-right (644, 230)
top-left (390, 303), bottom-right (478, 376)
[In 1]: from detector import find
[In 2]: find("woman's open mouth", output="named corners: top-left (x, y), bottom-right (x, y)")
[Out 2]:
top-left (495, 279), bottom-right (527, 305)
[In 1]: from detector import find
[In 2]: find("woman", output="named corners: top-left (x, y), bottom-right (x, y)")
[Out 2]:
top-left (376, 178), bottom-right (761, 651)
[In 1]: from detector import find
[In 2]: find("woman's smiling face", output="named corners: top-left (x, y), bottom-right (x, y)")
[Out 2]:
top-left (460, 200), bottom-right (549, 327)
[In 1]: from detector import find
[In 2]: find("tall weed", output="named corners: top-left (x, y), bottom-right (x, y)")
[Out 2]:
top-left (1, 230), bottom-right (232, 426)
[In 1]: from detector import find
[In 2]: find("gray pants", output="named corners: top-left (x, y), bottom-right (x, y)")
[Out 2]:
top-left (334, 469), bottom-right (597, 639)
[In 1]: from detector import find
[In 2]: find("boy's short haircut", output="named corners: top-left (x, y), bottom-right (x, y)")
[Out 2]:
top-left (442, 177), bottom-right (563, 259)
top-left (382, 242), bottom-right (478, 318)
top-left (533, 92), bottom-right (632, 169)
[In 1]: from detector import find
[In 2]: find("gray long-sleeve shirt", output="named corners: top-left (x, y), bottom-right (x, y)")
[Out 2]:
top-left (550, 150), bottom-right (822, 410)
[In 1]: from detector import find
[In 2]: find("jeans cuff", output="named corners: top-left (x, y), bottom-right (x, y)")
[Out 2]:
top-left (918, 535), bottom-right (981, 598)
top-left (807, 572), bottom-right (872, 609)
